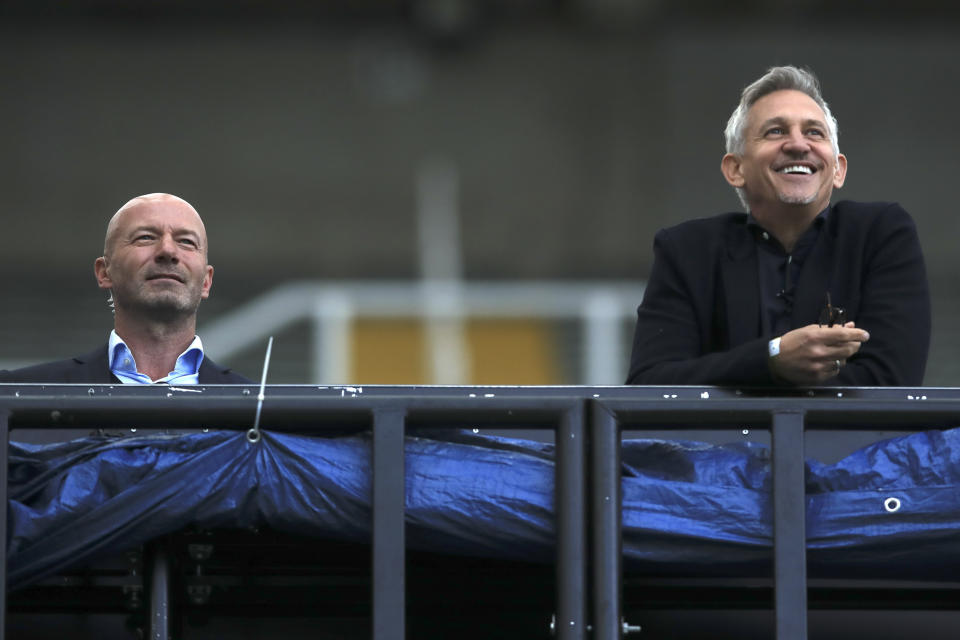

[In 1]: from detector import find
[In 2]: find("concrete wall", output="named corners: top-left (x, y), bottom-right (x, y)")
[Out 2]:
top-left (3, 8), bottom-right (960, 382)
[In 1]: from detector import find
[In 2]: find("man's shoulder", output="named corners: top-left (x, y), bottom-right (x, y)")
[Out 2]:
top-left (0, 346), bottom-right (110, 383)
top-left (1, 347), bottom-right (252, 385)
top-left (665, 211), bottom-right (746, 230)
top-left (198, 357), bottom-right (253, 385)
top-left (831, 200), bottom-right (913, 224)
top-left (656, 211), bottom-right (748, 243)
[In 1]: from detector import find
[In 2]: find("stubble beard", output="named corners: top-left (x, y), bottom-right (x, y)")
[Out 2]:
top-left (777, 186), bottom-right (821, 207)
top-left (113, 282), bottom-right (203, 323)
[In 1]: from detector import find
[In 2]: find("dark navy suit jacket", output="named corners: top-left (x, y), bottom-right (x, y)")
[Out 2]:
top-left (0, 344), bottom-right (251, 384)
top-left (626, 201), bottom-right (930, 387)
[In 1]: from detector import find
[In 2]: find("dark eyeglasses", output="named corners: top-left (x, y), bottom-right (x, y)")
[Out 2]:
top-left (818, 292), bottom-right (846, 328)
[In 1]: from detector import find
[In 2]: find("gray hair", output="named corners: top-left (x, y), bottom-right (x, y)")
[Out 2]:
top-left (724, 66), bottom-right (840, 209)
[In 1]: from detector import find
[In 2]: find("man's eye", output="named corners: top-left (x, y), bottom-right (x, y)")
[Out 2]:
top-left (135, 234), bottom-right (154, 242)
top-left (807, 128), bottom-right (825, 137)
top-left (179, 238), bottom-right (198, 248)
top-left (765, 127), bottom-right (784, 136)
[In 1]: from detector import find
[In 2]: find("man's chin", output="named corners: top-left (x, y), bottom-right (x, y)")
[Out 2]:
top-left (777, 193), bottom-right (819, 206)
top-left (126, 295), bottom-right (201, 319)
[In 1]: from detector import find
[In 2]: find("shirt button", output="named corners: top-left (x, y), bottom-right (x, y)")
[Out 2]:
top-left (762, 231), bottom-right (770, 241)
top-left (124, 358), bottom-right (131, 366)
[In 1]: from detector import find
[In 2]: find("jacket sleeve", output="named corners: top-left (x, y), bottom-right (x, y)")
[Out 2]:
top-left (835, 204), bottom-right (930, 387)
top-left (626, 228), bottom-right (777, 386)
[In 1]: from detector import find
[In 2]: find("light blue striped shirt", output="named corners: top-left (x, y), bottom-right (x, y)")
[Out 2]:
top-left (108, 330), bottom-right (205, 385)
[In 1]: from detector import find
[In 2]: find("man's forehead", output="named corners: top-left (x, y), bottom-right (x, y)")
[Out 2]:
top-left (110, 195), bottom-right (204, 233)
top-left (747, 90), bottom-right (827, 127)
top-left (104, 193), bottom-right (207, 253)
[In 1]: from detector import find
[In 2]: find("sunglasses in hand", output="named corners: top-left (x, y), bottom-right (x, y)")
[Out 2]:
top-left (818, 292), bottom-right (846, 328)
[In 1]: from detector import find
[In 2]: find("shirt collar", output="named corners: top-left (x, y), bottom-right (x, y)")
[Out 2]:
top-left (108, 330), bottom-right (205, 385)
top-left (746, 205), bottom-right (830, 250)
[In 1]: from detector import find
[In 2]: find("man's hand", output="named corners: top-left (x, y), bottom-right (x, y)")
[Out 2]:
top-left (769, 322), bottom-right (869, 385)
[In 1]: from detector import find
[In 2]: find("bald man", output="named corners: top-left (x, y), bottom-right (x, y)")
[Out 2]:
top-left (1, 194), bottom-right (250, 384)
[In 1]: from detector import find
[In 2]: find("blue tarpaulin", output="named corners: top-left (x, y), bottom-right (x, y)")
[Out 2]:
top-left (8, 427), bottom-right (960, 589)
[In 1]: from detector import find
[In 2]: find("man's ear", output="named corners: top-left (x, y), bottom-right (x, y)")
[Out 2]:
top-left (721, 153), bottom-right (745, 188)
top-left (200, 265), bottom-right (214, 300)
top-left (94, 256), bottom-right (111, 290)
top-left (833, 153), bottom-right (848, 189)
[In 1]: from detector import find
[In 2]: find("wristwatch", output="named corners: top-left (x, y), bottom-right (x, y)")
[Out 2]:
top-left (768, 336), bottom-right (782, 357)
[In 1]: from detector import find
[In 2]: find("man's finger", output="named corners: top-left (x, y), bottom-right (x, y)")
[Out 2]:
top-left (820, 328), bottom-right (869, 345)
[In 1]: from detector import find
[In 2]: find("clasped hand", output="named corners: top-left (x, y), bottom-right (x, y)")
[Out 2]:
top-left (769, 322), bottom-right (869, 385)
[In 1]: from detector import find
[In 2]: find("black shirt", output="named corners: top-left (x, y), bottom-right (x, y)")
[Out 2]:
top-left (747, 209), bottom-right (828, 338)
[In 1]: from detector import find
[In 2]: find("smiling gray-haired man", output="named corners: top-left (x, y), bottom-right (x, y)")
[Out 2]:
top-left (627, 66), bottom-right (930, 387)
top-left (1, 193), bottom-right (250, 384)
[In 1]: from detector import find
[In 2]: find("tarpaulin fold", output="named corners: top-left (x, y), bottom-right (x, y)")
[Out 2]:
top-left (8, 426), bottom-right (960, 590)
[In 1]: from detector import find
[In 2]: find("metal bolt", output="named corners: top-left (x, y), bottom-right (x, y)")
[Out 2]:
top-left (622, 617), bottom-right (642, 634)
top-left (187, 543), bottom-right (214, 562)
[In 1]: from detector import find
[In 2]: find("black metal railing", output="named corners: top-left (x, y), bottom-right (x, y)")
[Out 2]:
top-left (2, 384), bottom-right (958, 640)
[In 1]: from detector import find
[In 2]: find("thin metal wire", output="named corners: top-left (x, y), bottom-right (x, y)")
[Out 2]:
top-left (247, 336), bottom-right (273, 443)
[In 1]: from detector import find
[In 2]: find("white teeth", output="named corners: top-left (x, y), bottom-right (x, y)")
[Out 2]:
top-left (779, 165), bottom-right (813, 174)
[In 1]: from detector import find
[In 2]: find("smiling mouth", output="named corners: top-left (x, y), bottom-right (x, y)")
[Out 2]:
top-left (777, 164), bottom-right (816, 175)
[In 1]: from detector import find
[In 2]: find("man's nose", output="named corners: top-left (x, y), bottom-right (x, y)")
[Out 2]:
top-left (155, 234), bottom-right (179, 261)
top-left (782, 128), bottom-right (811, 153)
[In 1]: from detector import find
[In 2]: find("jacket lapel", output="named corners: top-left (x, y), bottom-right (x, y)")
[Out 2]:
top-left (198, 358), bottom-right (232, 384)
top-left (74, 344), bottom-right (120, 384)
top-left (197, 359), bottom-right (217, 384)
top-left (721, 220), bottom-right (761, 347)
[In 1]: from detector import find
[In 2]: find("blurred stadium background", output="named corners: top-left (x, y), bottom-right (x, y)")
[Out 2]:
top-left (2, 0), bottom-right (959, 386)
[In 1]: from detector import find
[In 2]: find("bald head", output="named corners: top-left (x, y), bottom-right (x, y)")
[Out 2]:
top-left (95, 192), bottom-right (214, 322)
top-left (104, 193), bottom-right (208, 259)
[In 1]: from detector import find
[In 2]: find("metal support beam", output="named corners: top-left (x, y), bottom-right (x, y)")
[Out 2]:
top-left (0, 408), bottom-right (8, 640)
top-left (147, 539), bottom-right (171, 640)
top-left (373, 408), bottom-right (406, 640)
top-left (772, 410), bottom-right (807, 640)
top-left (555, 403), bottom-right (587, 640)
top-left (591, 402), bottom-right (622, 640)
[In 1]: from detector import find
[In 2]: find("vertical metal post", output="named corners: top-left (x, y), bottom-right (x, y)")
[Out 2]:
top-left (0, 408), bottom-right (9, 640)
top-left (313, 290), bottom-right (353, 385)
top-left (555, 403), bottom-right (587, 640)
top-left (372, 408), bottom-right (406, 640)
top-left (582, 290), bottom-right (625, 385)
top-left (771, 410), bottom-right (807, 640)
top-left (591, 403), bottom-right (622, 640)
top-left (147, 539), bottom-right (171, 640)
